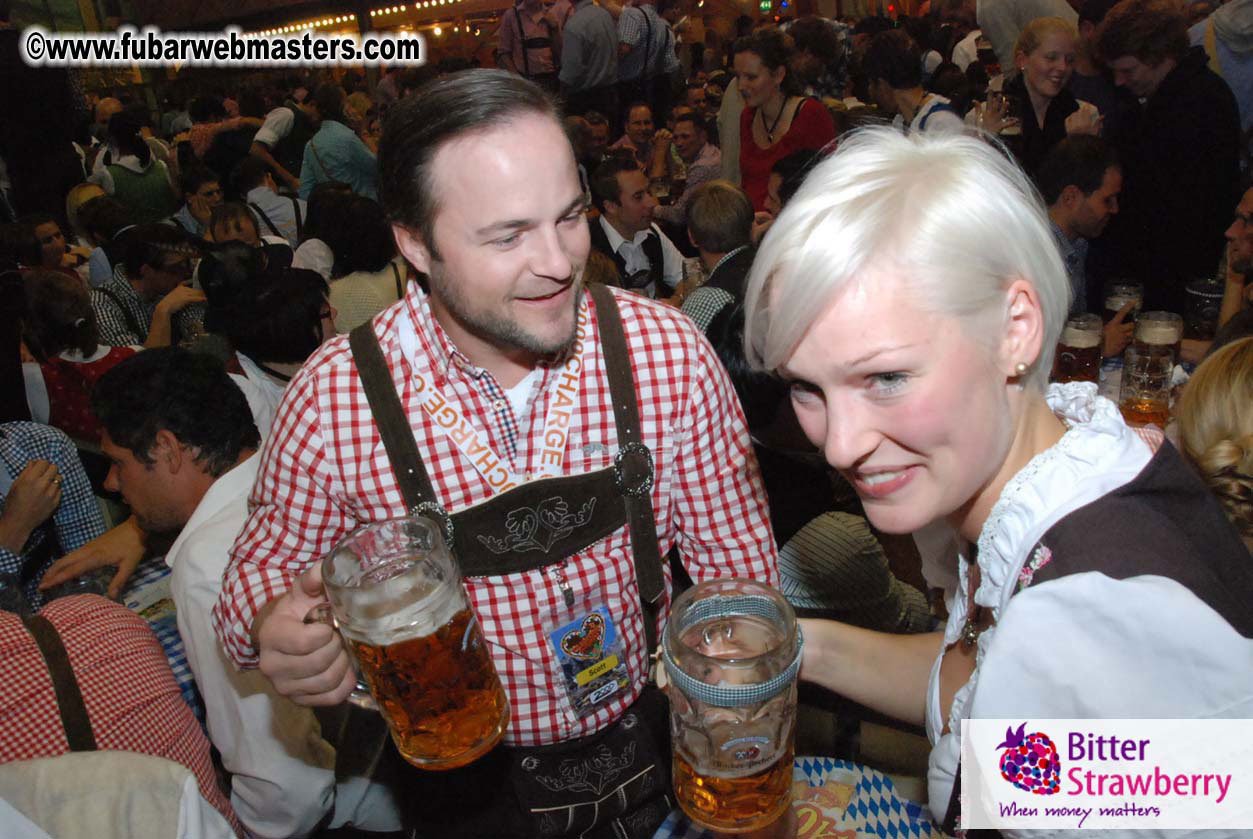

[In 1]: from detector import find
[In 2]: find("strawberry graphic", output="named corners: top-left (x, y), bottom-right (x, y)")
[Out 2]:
top-left (996, 723), bottom-right (1061, 795)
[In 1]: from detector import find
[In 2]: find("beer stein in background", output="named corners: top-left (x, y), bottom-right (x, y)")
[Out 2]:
top-left (318, 516), bottom-right (510, 770)
top-left (1184, 278), bottom-right (1225, 340)
top-left (1119, 344), bottom-right (1172, 429)
top-left (1052, 313), bottom-right (1102, 383)
top-left (664, 579), bottom-right (802, 834)
top-left (1134, 311), bottom-right (1183, 368)
top-left (1103, 282), bottom-right (1143, 324)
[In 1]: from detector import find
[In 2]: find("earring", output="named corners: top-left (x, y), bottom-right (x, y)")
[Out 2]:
top-left (1014, 362), bottom-right (1029, 377)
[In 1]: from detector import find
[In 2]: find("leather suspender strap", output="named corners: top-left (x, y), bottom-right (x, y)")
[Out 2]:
top-left (349, 323), bottom-right (438, 514)
top-left (391, 262), bottom-right (404, 300)
top-left (20, 613), bottom-right (97, 752)
top-left (249, 202), bottom-right (285, 240)
top-left (586, 282), bottom-right (665, 652)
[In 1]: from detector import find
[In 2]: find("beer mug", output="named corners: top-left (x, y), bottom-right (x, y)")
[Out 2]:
top-left (663, 579), bottom-right (801, 833)
top-left (1052, 313), bottom-right (1102, 383)
top-left (1184, 278), bottom-right (1225, 340)
top-left (318, 516), bottom-right (510, 770)
top-left (1134, 311), bottom-right (1183, 368)
top-left (1103, 281), bottom-right (1143, 324)
top-left (1119, 344), bottom-right (1172, 429)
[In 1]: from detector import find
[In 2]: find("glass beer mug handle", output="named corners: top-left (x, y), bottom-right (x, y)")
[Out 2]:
top-left (303, 603), bottom-right (381, 712)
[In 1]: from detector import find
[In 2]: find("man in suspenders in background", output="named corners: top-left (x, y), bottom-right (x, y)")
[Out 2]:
top-left (212, 70), bottom-right (777, 838)
top-left (497, 0), bottom-right (568, 93)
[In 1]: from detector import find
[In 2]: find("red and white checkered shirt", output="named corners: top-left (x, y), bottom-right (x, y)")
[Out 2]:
top-left (0, 595), bottom-right (239, 833)
top-left (213, 285), bottom-right (778, 747)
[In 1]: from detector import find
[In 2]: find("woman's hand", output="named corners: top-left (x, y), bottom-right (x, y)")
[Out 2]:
top-left (1065, 102), bottom-right (1102, 136)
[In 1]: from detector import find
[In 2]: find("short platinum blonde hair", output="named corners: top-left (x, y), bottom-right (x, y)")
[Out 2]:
top-left (743, 127), bottom-right (1070, 391)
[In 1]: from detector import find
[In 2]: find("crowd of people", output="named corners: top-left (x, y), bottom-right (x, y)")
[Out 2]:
top-left (1, 0), bottom-right (1252, 836)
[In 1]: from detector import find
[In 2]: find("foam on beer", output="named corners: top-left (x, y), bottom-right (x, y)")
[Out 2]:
top-left (1061, 326), bottom-right (1100, 349)
top-left (333, 558), bottom-right (464, 644)
top-left (1138, 324), bottom-right (1180, 345)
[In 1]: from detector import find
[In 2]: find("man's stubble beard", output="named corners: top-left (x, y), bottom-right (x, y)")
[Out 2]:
top-left (429, 263), bottom-right (586, 358)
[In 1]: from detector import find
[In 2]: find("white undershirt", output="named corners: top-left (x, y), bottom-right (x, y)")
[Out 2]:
top-left (504, 367), bottom-right (542, 418)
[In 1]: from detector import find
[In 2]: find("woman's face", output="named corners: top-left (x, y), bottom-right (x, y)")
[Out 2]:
top-left (734, 51), bottom-right (785, 109)
top-left (34, 222), bottom-right (67, 267)
top-left (780, 268), bottom-right (1015, 536)
top-left (1017, 31), bottom-right (1077, 101)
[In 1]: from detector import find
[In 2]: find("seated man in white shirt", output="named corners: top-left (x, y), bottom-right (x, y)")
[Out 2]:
top-left (864, 30), bottom-right (967, 135)
top-left (90, 348), bottom-right (402, 839)
top-left (231, 156), bottom-right (306, 247)
top-left (587, 153), bottom-right (683, 296)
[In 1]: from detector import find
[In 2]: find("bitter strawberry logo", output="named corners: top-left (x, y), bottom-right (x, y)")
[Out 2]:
top-left (996, 722), bottom-right (1061, 795)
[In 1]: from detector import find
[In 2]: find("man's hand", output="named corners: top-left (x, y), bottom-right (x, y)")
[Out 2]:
top-left (1102, 301), bottom-right (1135, 358)
top-left (156, 284), bottom-right (207, 316)
top-left (39, 515), bottom-right (144, 599)
top-left (751, 211), bottom-right (774, 245)
top-left (256, 562), bottom-right (356, 706)
top-left (0, 461), bottom-right (61, 553)
top-left (187, 193), bottom-right (214, 226)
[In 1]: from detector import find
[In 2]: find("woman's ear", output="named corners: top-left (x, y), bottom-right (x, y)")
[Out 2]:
top-left (393, 224), bottom-right (432, 275)
top-left (1001, 277), bottom-right (1047, 379)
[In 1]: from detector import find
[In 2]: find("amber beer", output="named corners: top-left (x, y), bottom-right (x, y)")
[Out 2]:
top-left (673, 744), bottom-right (794, 833)
top-left (1133, 312), bottom-right (1183, 367)
top-left (1103, 283), bottom-right (1143, 324)
top-left (344, 601), bottom-right (509, 770)
top-left (1119, 344), bottom-right (1172, 429)
top-left (1053, 315), bottom-right (1101, 383)
top-left (1120, 396), bottom-right (1170, 429)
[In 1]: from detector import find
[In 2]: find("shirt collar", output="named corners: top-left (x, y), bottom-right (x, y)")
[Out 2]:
top-left (599, 215), bottom-right (653, 251)
top-left (1049, 219), bottom-right (1080, 254)
top-left (245, 185), bottom-right (275, 203)
top-left (165, 453), bottom-right (260, 568)
top-left (709, 244), bottom-right (749, 278)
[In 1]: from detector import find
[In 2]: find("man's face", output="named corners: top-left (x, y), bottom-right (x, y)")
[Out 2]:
top-left (1108, 55), bottom-right (1172, 99)
top-left (213, 217), bottom-right (260, 247)
top-left (194, 181), bottom-right (224, 208)
top-left (672, 119), bottom-right (704, 161)
top-left (685, 87), bottom-right (706, 111)
top-left (101, 431), bottom-right (186, 536)
top-left (141, 251), bottom-right (194, 298)
top-left (1072, 166), bottom-right (1121, 240)
top-left (34, 222), bottom-right (67, 267)
top-left (394, 113), bottom-right (590, 361)
top-left (606, 168), bottom-right (657, 237)
top-left (626, 106), bottom-right (655, 147)
top-left (585, 122), bottom-right (610, 159)
top-left (1226, 188), bottom-right (1253, 274)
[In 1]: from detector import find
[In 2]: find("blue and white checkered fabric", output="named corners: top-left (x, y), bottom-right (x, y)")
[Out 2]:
top-left (652, 757), bottom-right (942, 839)
top-left (123, 557), bottom-right (205, 721)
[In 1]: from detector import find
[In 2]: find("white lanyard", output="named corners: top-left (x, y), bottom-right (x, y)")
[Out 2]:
top-left (395, 298), bottom-right (592, 495)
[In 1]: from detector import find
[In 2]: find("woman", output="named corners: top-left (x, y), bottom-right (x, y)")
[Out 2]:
top-left (1176, 336), bottom-right (1253, 553)
top-left (733, 29), bottom-right (836, 211)
top-left (1004, 17), bottom-right (1100, 175)
top-left (21, 270), bottom-right (138, 444)
top-left (299, 84), bottom-right (378, 201)
top-left (318, 195), bottom-right (406, 333)
top-left (93, 111), bottom-right (180, 225)
top-left (201, 243), bottom-right (337, 439)
top-left (742, 127), bottom-right (1253, 832)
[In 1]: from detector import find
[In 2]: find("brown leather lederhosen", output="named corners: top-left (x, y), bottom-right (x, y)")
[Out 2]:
top-left (347, 282), bottom-right (672, 838)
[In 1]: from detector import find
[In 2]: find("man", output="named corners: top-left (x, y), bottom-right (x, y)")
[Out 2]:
top-left (1038, 135), bottom-right (1122, 316)
top-left (1038, 135), bottom-right (1133, 358)
top-left (559, 0), bottom-right (620, 124)
top-left (610, 102), bottom-right (663, 169)
top-left (1190, 0), bottom-right (1253, 135)
top-left (589, 154), bottom-right (685, 296)
top-left (1093, 0), bottom-right (1240, 313)
top-left (250, 88), bottom-right (318, 194)
top-left (616, 0), bottom-right (680, 120)
top-left (0, 422), bottom-right (105, 612)
top-left (90, 224), bottom-right (206, 348)
top-left (212, 70), bottom-right (775, 838)
top-left (497, 0), bottom-right (565, 91)
top-left (207, 203), bottom-right (292, 252)
top-left (581, 109), bottom-right (611, 169)
top-left (679, 180), bottom-right (755, 332)
top-left (168, 166), bottom-right (223, 240)
top-left (1213, 185), bottom-right (1253, 347)
top-left (230, 156), bottom-right (306, 246)
top-left (653, 113), bottom-right (722, 226)
top-left (91, 349), bottom-right (401, 839)
top-left (1070, 0), bottom-right (1125, 140)
top-left (787, 14), bottom-right (850, 101)
top-left (863, 30), bottom-right (966, 135)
